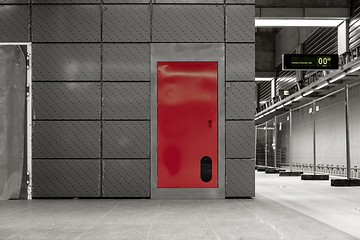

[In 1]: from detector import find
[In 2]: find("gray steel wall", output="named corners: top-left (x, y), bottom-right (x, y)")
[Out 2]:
top-left (0, 0), bottom-right (255, 198)
top-left (263, 84), bottom-right (360, 177)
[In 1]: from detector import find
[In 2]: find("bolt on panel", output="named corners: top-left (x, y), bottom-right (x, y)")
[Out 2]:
top-left (226, 82), bottom-right (255, 120)
top-left (32, 5), bottom-right (101, 42)
top-left (33, 160), bottom-right (101, 198)
top-left (226, 0), bottom-right (254, 3)
top-left (226, 121), bottom-right (255, 158)
top-left (103, 44), bottom-right (150, 81)
top-left (225, 159), bottom-right (255, 197)
top-left (102, 160), bottom-right (150, 198)
top-left (226, 44), bottom-right (255, 81)
top-left (33, 121), bottom-right (101, 158)
top-left (104, 0), bottom-right (150, 3)
top-left (103, 121), bottom-right (150, 159)
top-left (33, 0), bottom-right (100, 3)
top-left (33, 44), bottom-right (101, 81)
top-left (153, 0), bottom-right (223, 3)
top-left (103, 5), bottom-right (151, 42)
top-left (33, 82), bottom-right (101, 120)
top-left (0, 6), bottom-right (29, 42)
top-left (0, 0), bottom-right (28, 3)
top-left (152, 5), bottom-right (224, 42)
top-left (226, 5), bottom-right (254, 42)
top-left (103, 82), bottom-right (150, 120)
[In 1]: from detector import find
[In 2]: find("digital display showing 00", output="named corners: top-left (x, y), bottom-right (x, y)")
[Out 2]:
top-left (282, 54), bottom-right (339, 70)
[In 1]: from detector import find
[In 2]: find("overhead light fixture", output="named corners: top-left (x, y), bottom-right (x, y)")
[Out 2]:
top-left (255, 19), bottom-right (344, 27)
top-left (293, 95), bottom-right (303, 102)
top-left (347, 65), bottom-right (360, 74)
top-left (303, 89), bottom-right (314, 97)
top-left (284, 100), bottom-right (293, 106)
top-left (276, 105), bottom-right (284, 110)
top-left (255, 77), bottom-right (274, 81)
top-left (329, 73), bottom-right (346, 83)
top-left (315, 82), bottom-right (329, 90)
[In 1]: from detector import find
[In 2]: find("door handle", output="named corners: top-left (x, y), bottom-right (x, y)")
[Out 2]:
top-left (208, 120), bottom-right (212, 128)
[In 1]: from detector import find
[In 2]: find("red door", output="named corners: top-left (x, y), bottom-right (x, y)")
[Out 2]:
top-left (157, 62), bottom-right (218, 188)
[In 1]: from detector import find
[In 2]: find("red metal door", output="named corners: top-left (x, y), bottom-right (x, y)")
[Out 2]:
top-left (157, 62), bottom-right (218, 188)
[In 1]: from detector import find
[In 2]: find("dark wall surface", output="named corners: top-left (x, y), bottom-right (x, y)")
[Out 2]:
top-left (0, 0), bottom-right (255, 198)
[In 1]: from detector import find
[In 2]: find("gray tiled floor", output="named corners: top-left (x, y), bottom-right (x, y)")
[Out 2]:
top-left (0, 173), bottom-right (359, 240)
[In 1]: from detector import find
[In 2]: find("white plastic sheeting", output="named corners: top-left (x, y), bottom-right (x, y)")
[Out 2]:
top-left (0, 45), bottom-right (26, 200)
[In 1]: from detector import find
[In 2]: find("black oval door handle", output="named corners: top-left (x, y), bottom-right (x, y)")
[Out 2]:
top-left (201, 156), bottom-right (212, 182)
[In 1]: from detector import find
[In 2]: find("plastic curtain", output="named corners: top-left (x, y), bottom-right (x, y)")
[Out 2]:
top-left (0, 45), bottom-right (26, 200)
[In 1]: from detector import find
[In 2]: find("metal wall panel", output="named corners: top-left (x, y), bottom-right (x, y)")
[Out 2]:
top-left (33, 160), bottom-right (100, 198)
top-left (226, 0), bottom-right (254, 3)
top-left (103, 44), bottom-right (150, 81)
top-left (33, 44), bottom-right (101, 81)
top-left (26, 1), bottom-right (255, 198)
top-left (152, 5), bottom-right (224, 42)
top-left (303, 28), bottom-right (338, 54)
top-left (258, 81), bottom-right (271, 102)
top-left (33, 0), bottom-right (100, 3)
top-left (102, 160), bottom-right (150, 197)
top-left (226, 5), bottom-right (254, 43)
top-left (153, 0), bottom-right (223, 3)
top-left (32, 5), bottom-right (100, 42)
top-left (33, 121), bottom-right (100, 158)
top-left (349, 85), bottom-right (360, 169)
top-left (103, 82), bottom-right (150, 120)
top-left (226, 44), bottom-right (255, 81)
top-left (225, 159), bottom-right (254, 197)
top-left (104, 0), bottom-right (149, 2)
top-left (350, 0), bottom-right (360, 51)
top-left (226, 121), bottom-right (255, 158)
top-left (315, 92), bottom-right (346, 166)
top-left (103, 121), bottom-right (150, 158)
top-left (103, 5), bottom-right (151, 42)
top-left (226, 82), bottom-right (255, 120)
top-left (0, 6), bottom-right (29, 42)
top-left (291, 106), bottom-right (313, 165)
top-left (33, 82), bottom-right (101, 120)
top-left (0, 0), bottom-right (28, 3)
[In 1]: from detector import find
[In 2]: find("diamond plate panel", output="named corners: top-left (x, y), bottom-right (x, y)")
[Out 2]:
top-left (103, 5), bottom-right (150, 42)
top-left (226, 121), bottom-right (255, 158)
top-left (226, 159), bottom-right (255, 197)
top-left (33, 121), bottom-right (100, 158)
top-left (104, 0), bottom-right (149, 2)
top-left (34, 0), bottom-right (99, 2)
top-left (0, 6), bottom-right (29, 42)
top-left (103, 82), bottom-right (150, 120)
top-left (33, 82), bottom-right (101, 120)
top-left (33, 160), bottom-right (100, 198)
top-left (226, 5), bottom-right (254, 42)
top-left (153, 0), bottom-right (223, 3)
top-left (226, 82), bottom-right (255, 120)
top-left (102, 160), bottom-right (150, 197)
top-left (32, 5), bottom-right (100, 42)
top-left (103, 44), bottom-right (149, 81)
top-left (0, 0), bottom-right (28, 2)
top-left (226, 44), bottom-right (255, 81)
top-left (103, 121), bottom-right (150, 158)
top-left (226, 0), bottom-right (254, 3)
top-left (152, 5), bottom-right (224, 42)
top-left (33, 44), bottom-right (101, 81)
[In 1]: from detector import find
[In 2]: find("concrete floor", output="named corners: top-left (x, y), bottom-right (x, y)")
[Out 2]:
top-left (0, 172), bottom-right (359, 240)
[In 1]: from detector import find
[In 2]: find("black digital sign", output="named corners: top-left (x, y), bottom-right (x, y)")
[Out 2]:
top-left (282, 54), bottom-right (339, 70)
